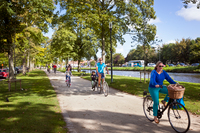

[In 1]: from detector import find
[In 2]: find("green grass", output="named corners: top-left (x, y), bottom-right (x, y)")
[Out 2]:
top-left (80, 66), bottom-right (200, 73)
top-left (68, 71), bottom-right (200, 115)
top-left (0, 70), bottom-right (67, 133)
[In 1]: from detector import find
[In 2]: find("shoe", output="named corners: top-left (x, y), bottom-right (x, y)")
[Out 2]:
top-left (154, 118), bottom-right (159, 124)
top-left (161, 100), bottom-right (167, 107)
top-left (65, 80), bottom-right (67, 82)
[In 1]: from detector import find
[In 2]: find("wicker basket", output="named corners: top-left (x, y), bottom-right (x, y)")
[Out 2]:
top-left (167, 84), bottom-right (185, 99)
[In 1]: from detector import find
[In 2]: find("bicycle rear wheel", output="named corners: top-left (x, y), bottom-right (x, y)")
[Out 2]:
top-left (168, 102), bottom-right (190, 133)
top-left (143, 95), bottom-right (154, 122)
top-left (92, 81), bottom-right (96, 91)
top-left (103, 81), bottom-right (109, 97)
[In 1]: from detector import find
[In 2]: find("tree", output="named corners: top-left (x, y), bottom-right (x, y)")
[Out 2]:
top-left (130, 0), bottom-right (157, 82)
top-left (190, 40), bottom-right (200, 63)
top-left (0, 0), bottom-right (55, 79)
top-left (113, 53), bottom-right (125, 66)
top-left (57, 0), bottom-right (156, 63)
top-left (90, 60), bottom-right (96, 67)
top-left (182, 0), bottom-right (200, 9)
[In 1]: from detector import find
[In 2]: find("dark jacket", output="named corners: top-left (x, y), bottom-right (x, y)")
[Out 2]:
top-left (91, 74), bottom-right (97, 81)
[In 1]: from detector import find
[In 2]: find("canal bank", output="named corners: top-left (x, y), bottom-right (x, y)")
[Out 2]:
top-left (73, 69), bottom-right (200, 83)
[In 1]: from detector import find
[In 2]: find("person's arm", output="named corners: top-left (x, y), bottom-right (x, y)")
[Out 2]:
top-left (96, 66), bottom-right (99, 75)
top-left (150, 70), bottom-right (159, 87)
top-left (164, 70), bottom-right (176, 84)
top-left (105, 66), bottom-right (109, 74)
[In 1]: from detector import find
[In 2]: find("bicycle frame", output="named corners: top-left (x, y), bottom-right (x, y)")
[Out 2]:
top-left (157, 98), bottom-right (175, 119)
top-left (143, 90), bottom-right (176, 119)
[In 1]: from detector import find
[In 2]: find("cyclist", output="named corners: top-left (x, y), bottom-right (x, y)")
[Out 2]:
top-left (68, 64), bottom-right (72, 71)
top-left (47, 65), bottom-right (50, 73)
top-left (96, 58), bottom-right (109, 88)
top-left (53, 64), bottom-right (57, 74)
top-left (149, 61), bottom-right (177, 124)
top-left (65, 67), bottom-right (72, 85)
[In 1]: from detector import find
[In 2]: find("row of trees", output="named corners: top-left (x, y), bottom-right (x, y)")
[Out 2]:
top-left (1, 0), bottom-right (197, 78)
top-left (124, 38), bottom-right (200, 65)
top-left (0, 0), bottom-right (56, 78)
top-left (49, 0), bottom-right (157, 71)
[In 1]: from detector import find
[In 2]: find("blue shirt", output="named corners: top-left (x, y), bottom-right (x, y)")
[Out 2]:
top-left (149, 70), bottom-right (176, 88)
top-left (97, 62), bottom-right (106, 73)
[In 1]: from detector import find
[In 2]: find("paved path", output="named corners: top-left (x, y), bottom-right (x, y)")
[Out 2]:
top-left (46, 70), bottom-right (200, 133)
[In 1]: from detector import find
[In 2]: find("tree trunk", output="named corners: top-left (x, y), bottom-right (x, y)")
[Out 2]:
top-left (78, 59), bottom-right (81, 72)
top-left (8, 45), bottom-right (14, 79)
top-left (22, 51), bottom-right (26, 75)
top-left (143, 44), bottom-right (146, 83)
top-left (101, 23), bottom-right (105, 63)
top-left (27, 51), bottom-right (29, 68)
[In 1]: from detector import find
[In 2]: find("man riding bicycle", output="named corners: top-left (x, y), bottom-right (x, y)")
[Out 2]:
top-left (96, 58), bottom-right (109, 88)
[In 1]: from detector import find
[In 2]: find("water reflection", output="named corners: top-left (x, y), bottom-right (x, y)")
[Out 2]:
top-left (75, 69), bottom-right (200, 83)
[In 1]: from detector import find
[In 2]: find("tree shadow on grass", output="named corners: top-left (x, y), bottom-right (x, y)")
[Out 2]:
top-left (0, 102), bottom-right (67, 132)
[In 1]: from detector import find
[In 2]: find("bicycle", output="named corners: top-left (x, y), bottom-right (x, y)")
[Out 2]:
top-left (97, 79), bottom-right (109, 97)
top-left (143, 85), bottom-right (190, 133)
top-left (66, 79), bottom-right (70, 87)
top-left (91, 79), bottom-right (98, 91)
top-left (47, 68), bottom-right (50, 73)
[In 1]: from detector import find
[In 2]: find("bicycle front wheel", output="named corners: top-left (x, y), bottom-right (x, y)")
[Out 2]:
top-left (143, 95), bottom-right (154, 122)
top-left (168, 102), bottom-right (190, 133)
top-left (103, 81), bottom-right (109, 97)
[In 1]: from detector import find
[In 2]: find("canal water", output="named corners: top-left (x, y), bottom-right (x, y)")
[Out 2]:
top-left (77, 69), bottom-right (200, 83)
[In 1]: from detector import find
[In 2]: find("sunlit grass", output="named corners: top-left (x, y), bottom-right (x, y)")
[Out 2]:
top-left (0, 70), bottom-right (67, 132)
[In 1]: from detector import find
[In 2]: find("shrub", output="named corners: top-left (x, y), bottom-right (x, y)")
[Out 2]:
top-left (176, 64), bottom-right (181, 67)
top-left (166, 65), bottom-right (169, 67)
top-left (198, 64), bottom-right (200, 69)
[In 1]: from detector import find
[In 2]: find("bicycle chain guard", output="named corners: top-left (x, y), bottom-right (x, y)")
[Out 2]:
top-left (157, 110), bottom-right (162, 119)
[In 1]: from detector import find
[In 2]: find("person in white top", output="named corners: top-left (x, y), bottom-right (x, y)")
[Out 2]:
top-left (65, 67), bottom-right (72, 84)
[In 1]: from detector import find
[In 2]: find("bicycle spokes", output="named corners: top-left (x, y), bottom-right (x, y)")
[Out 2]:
top-left (168, 102), bottom-right (190, 133)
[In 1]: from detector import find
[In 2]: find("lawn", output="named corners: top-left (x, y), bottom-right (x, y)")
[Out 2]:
top-left (68, 71), bottom-right (200, 115)
top-left (0, 70), bottom-right (67, 133)
top-left (79, 66), bottom-right (200, 73)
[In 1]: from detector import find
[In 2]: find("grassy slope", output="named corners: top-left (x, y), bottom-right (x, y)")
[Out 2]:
top-left (80, 66), bottom-right (200, 73)
top-left (0, 70), bottom-right (67, 133)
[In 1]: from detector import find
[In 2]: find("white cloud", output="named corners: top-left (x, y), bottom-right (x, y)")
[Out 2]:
top-left (176, 3), bottom-right (200, 21)
top-left (149, 17), bottom-right (161, 24)
top-left (116, 45), bottom-right (124, 53)
top-left (165, 40), bottom-right (176, 44)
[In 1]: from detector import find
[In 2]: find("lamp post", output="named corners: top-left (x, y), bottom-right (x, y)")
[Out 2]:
top-left (109, 22), bottom-right (113, 83)
top-left (159, 45), bottom-right (160, 61)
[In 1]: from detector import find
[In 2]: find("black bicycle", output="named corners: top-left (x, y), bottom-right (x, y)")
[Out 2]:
top-left (143, 88), bottom-right (190, 133)
top-left (91, 79), bottom-right (98, 91)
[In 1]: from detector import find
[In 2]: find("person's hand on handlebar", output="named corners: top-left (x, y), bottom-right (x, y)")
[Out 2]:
top-left (155, 85), bottom-right (159, 88)
top-left (107, 71), bottom-right (109, 75)
top-left (155, 85), bottom-right (163, 88)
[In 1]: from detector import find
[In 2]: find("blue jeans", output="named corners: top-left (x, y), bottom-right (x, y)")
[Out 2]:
top-left (148, 86), bottom-right (169, 116)
top-left (66, 75), bottom-right (71, 83)
top-left (97, 73), bottom-right (105, 79)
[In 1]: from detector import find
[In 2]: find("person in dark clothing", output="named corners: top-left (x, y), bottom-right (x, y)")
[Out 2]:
top-left (68, 64), bottom-right (72, 71)
top-left (91, 71), bottom-right (97, 89)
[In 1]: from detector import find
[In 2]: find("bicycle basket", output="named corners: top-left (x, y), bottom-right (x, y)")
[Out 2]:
top-left (167, 84), bottom-right (185, 99)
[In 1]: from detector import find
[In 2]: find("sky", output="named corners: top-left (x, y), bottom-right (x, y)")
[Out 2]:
top-left (44, 0), bottom-right (200, 58)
